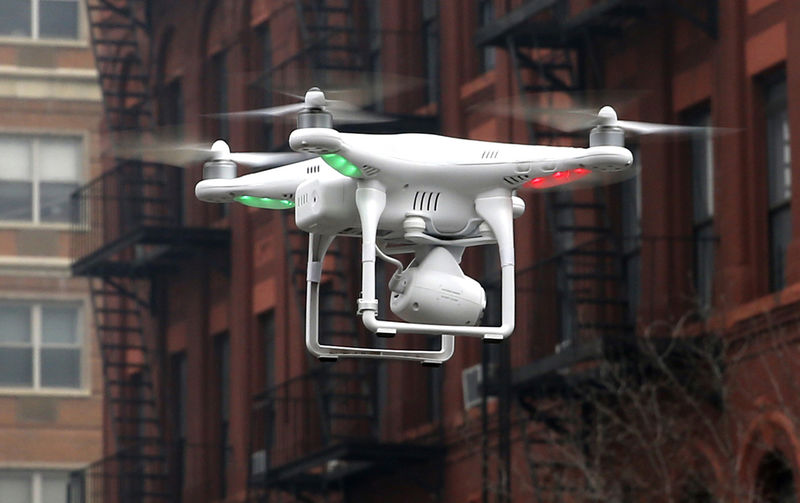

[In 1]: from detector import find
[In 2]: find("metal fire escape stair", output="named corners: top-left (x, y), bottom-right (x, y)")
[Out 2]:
top-left (479, 1), bottom-right (719, 499)
top-left (283, 216), bottom-right (378, 446)
top-left (294, 0), bottom-right (376, 457)
top-left (90, 278), bottom-right (170, 500)
top-left (295, 0), bottom-right (365, 74)
top-left (487, 2), bottom-right (653, 498)
top-left (503, 6), bottom-right (638, 355)
top-left (85, 1), bottom-right (171, 500)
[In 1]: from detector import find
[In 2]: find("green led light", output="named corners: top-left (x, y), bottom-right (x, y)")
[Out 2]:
top-left (235, 195), bottom-right (295, 210)
top-left (321, 153), bottom-right (363, 178)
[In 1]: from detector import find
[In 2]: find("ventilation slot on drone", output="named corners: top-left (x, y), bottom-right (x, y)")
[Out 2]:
top-left (503, 175), bottom-right (531, 186)
top-left (362, 165), bottom-right (380, 177)
top-left (413, 191), bottom-right (441, 212)
top-left (306, 165), bottom-right (320, 174)
top-left (481, 150), bottom-right (499, 159)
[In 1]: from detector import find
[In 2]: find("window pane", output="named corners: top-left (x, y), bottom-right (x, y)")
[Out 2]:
top-left (694, 223), bottom-right (715, 311)
top-left (767, 107), bottom-right (791, 206)
top-left (770, 207), bottom-right (791, 292)
top-left (691, 113), bottom-right (714, 223)
top-left (39, 137), bottom-right (82, 181)
top-left (41, 348), bottom-right (81, 388)
top-left (0, 471), bottom-right (32, 503)
top-left (42, 471), bottom-right (70, 503)
top-left (0, 348), bottom-right (33, 386)
top-left (0, 136), bottom-right (32, 180)
top-left (0, 181), bottom-right (33, 221)
top-left (0, 0), bottom-right (32, 37)
top-left (40, 181), bottom-right (79, 223)
top-left (39, 0), bottom-right (79, 39)
top-left (0, 305), bottom-right (31, 343)
top-left (42, 306), bottom-right (79, 344)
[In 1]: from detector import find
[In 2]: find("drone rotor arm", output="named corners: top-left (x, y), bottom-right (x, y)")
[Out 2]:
top-left (196, 160), bottom-right (313, 204)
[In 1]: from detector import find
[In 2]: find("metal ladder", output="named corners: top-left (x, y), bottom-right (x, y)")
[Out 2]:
top-left (283, 214), bottom-right (378, 446)
top-left (85, 1), bottom-right (170, 500)
top-left (294, 0), bottom-right (365, 74)
top-left (90, 277), bottom-right (170, 502)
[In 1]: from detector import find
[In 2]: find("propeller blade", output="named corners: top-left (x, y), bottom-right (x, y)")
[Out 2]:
top-left (211, 102), bottom-right (306, 119)
top-left (615, 120), bottom-right (734, 136)
top-left (270, 70), bottom-right (426, 106)
top-left (113, 142), bottom-right (214, 167)
top-left (229, 151), bottom-right (313, 168)
top-left (327, 101), bottom-right (394, 124)
top-left (114, 140), bottom-right (311, 168)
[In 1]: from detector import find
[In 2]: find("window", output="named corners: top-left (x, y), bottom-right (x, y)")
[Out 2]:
top-left (477, 0), bottom-right (495, 72)
top-left (158, 79), bottom-right (184, 129)
top-left (621, 150), bottom-right (642, 321)
top-left (0, 0), bottom-right (80, 40)
top-left (756, 451), bottom-right (796, 503)
top-left (212, 51), bottom-right (229, 141)
top-left (366, 0), bottom-right (383, 107)
top-left (208, 51), bottom-right (229, 218)
top-left (689, 109), bottom-right (715, 312)
top-left (421, 0), bottom-right (439, 104)
top-left (256, 24), bottom-right (274, 150)
top-left (215, 334), bottom-right (230, 497)
top-left (765, 77), bottom-right (791, 292)
top-left (170, 352), bottom-right (187, 501)
top-left (0, 469), bottom-right (71, 503)
top-left (0, 301), bottom-right (83, 390)
top-left (259, 311), bottom-right (275, 391)
top-left (0, 134), bottom-right (83, 224)
top-left (553, 192), bottom-right (577, 344)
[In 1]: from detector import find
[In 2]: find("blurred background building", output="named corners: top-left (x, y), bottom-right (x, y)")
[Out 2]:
top-left (39, 0), bottom-right (800, 502)
top-left (0, 1), bottom-right (104, 502)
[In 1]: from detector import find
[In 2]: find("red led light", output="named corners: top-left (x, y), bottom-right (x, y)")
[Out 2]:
top-left (524, 168), bottom-right (592, 189)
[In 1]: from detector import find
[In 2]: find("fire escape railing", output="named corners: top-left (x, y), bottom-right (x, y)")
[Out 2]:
top-left (248, 369), bottom-right (444, 498)
top-left (510, 234), bottom-right (719, 378)
top-left (70, 161), bottom-right (183, 271)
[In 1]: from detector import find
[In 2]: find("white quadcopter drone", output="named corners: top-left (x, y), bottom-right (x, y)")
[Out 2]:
top-left (192, 87), bottom-right (705, 365)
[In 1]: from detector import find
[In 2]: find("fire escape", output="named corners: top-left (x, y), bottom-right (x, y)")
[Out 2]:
top-left (69, 1), bottom-right (228, 502)
top-left (475, 0), bottom-right (719, 499)
top-left (248, 2), bottom-right (443, 502)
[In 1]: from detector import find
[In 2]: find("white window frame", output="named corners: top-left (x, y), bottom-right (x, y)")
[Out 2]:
top-left (689, 109), bottom-right (715, 312)
top-left (0, 0), bottom-right (83, 42)
top-left (0, 468), bottom-right (74, 503)
top-left (0, 299), bottom-right (87, 394)
top-left (0, 132), bottom-right (85, 228)
top-left (765, 77), bottom-right (791, 292)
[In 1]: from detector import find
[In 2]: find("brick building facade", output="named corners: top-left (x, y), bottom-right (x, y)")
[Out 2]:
top-left (0, 1), bottom-right (104, 502)
top-left (70, 0), bottom-right (800, 502)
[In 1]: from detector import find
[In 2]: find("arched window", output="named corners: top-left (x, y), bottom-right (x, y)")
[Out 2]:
top-left (201, 3), bottom-right (229, 142)
top-left (156, 29), bottom-right (183, 131)
top-left (756, 451), bottom-right (796, 503)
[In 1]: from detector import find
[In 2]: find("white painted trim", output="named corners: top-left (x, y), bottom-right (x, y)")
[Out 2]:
top-left (0, 387), bottom-right (91, 397)
top-left (0, 65), bottom-right (98, 79)
top-left (0, 37), bottom-right (88, 47)
top-left (0, 462), bottom-right (88, 472)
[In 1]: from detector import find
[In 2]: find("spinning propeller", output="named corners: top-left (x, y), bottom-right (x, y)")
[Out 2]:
top-left (527, 105), bottom-right (722, 136)
top-left (481, 91), bottom-right (731, 137)
top-left (111, 127), bottom-right (312, 169)
top-left (216, 87), bottom-right (393, 126)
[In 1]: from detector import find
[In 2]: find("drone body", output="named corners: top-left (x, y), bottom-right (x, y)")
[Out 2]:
top-left (194, 88), bottom-right (640, 365)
